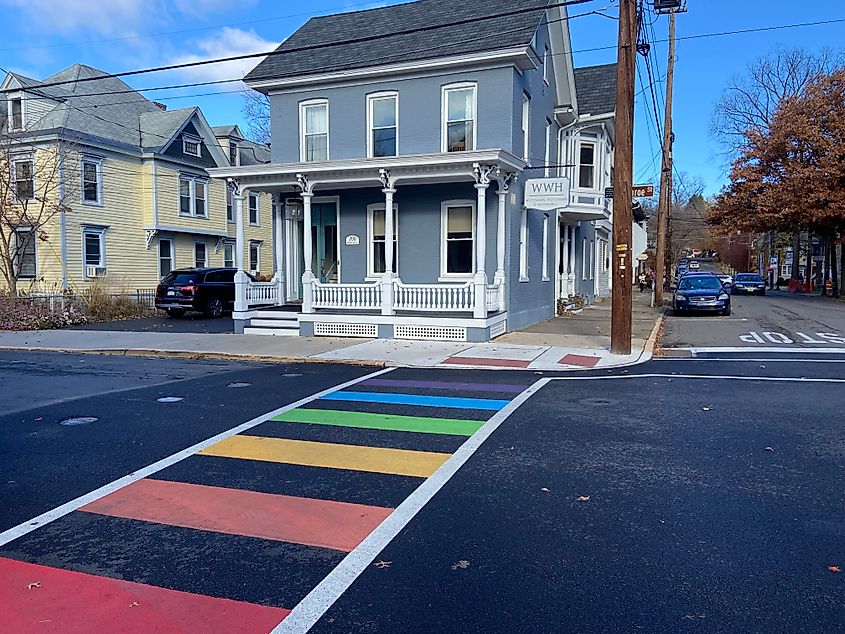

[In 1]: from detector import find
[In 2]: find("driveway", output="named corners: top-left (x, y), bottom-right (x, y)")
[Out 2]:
top-left (70, 312), bottom-right (235, 334)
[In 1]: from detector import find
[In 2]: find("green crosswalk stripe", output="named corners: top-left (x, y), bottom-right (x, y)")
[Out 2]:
top-left (273, 408), bottom-right (485, 436)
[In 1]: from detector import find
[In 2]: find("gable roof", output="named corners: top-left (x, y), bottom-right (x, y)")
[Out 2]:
top-left (245, 0), bottom-right (550, 84)
top-left (574, 63), bottom-right (617, 117)
top-left (140, 108), bottom-right (196, 151)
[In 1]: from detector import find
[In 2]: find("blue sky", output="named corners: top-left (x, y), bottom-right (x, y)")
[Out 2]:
top-left (1, 0), bottom-right (842, 195)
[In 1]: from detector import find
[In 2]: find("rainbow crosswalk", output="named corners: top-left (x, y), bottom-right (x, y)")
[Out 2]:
top-left (0, 373), bottom-right (532, 633)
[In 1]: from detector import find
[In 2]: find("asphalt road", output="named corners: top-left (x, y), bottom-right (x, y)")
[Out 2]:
top-left (1, 351), bottom-right (843, 633)
top-left (72, 313), bottom-right (235, 333)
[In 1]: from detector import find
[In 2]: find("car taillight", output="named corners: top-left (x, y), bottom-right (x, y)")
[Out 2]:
top-left (180, 285), bottom-right (199, 294)
top-left (156, 284), bottom-right (165, 294)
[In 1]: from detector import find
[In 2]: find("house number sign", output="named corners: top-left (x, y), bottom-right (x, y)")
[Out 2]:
top-left (345, 235), bottom-right (360, 246)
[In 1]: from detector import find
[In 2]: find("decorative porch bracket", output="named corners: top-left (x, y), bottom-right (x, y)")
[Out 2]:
top-left (297, 174), bottom-right (315, 313)
top-left (494, 169), bottom-right (517, 313)
top-left (145, 229), bottom-right (157, 250)
top-left (379, 168), bottom-right (396, 316)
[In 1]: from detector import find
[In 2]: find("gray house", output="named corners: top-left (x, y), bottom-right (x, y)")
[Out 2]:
top-left (210, 0), bottom-right (616, 341)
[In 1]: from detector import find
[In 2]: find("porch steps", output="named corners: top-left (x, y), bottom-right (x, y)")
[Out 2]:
top-left (244, 312), bottom-right (300, 337)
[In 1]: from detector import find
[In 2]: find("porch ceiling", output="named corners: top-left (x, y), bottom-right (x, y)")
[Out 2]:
top-left (207, 149), bottom-right (525, 193)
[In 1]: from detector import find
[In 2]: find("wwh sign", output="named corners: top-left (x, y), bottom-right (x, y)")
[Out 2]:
top-left (524, 177), bottom-right (571, 211)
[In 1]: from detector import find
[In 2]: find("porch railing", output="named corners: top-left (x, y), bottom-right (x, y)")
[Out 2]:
top-left (393, 280), bottom-right (474, 312)
top-left (312, 280), bottom-right (382, 310)
top-left (246, 281), bottom-right (279, 307)
top-left (486, 282), bottom-right (503, 312)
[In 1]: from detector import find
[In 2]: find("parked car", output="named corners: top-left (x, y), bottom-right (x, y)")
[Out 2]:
top-left (673, 273), bottom-right (731, 316)
top-left (688, 260), bottom-right (701, 270)
top-left (715, 273), bottom-right (734, 290)
top-left (732, 273), bottom-right (767, 295)
top-left (155, 268), bottom-right (255, 318)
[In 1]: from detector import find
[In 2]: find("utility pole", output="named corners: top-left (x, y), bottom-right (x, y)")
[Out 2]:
top-left (610, 0), bottom-right (638, 355)
top-left (653, 10), bottom-right (677, 306)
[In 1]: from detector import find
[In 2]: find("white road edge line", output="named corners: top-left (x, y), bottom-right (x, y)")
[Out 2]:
top-left (678, 347), bottom-right (845, 354)
top-left (271, 377), bottom-right (551, 634)
top-left (656, 358), bottom-right (845, 364)
top-left (0, 367), bottom-right (395, 548)
top-left (547, 373), bottom-right (845, 383)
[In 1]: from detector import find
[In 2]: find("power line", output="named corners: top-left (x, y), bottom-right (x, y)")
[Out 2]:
top-left (26, 0), bottom-right (597, 91)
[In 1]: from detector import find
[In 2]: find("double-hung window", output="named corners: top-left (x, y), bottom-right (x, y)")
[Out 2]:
top-left (179, 176), bottom-right (208, 217)
top-left (13, 227), bottom-right (36, 279)
top-left (13, 159), bottom-right (34, 200)
top-left (194, 241), bottom-right (207, 268)
top-left (226, 188), bottom-right (234, 223)
top-left (159, 238), bottom-right (174, 277)
top-left (82, 227), bottom-right (106, 277)
top-left (223, 242), bottom-right (235, 268)
top-left (367, 204), bottom-right (398, 277)
top-left (579, 142), bottom-right (596, 189)
top-left (229, 141), bottom-right (238, 166)
top-left (367, 92), bottom-right (398, 158)
top-left (443, 84), bottom-right (476, 153)
top-left (81, 157), bottom-right (103, 205)
top-left (521, 93), bottom-right (531, 161)
top-left (9, 97), bottom-right (23, 130)
top-left (300, 100), bottom-right (329, 162)
top-left (441, 202), bottom-right (475, 277)
top-left (249, 192), bottom-right (259, 225)
top-left (249, 241), bottom-right (261, 272)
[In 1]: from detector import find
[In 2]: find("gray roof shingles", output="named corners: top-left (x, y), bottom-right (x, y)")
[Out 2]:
top-left (574, 63), bottom-right (616, 116)
top-left (245, 0), bottom-right (551, 83)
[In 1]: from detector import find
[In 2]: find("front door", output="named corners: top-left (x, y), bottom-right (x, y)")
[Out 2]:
top-left (312, 203), bottom-right (338, 284)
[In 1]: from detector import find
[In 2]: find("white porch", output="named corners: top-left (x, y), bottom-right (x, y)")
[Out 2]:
top-left (208, 150), bottom-right (522, 339)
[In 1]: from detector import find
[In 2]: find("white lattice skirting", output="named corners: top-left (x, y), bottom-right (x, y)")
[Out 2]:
top-left (313, 322), bottom-right (378, 338)
top-left (394, 325), bottom-right (467, 341)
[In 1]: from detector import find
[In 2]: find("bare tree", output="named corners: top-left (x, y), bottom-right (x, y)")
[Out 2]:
top-left (241, 89), bottom-right (271, 145)
top-left (668, 172), bottom-right (716, 261)
top-left (0, 129), bottom-right (78, 296)
top-left (711, 46), bottom-right (843, 156)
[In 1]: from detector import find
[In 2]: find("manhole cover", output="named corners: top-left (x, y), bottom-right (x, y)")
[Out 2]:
top-left (60, 416), bottom-right (99, 426)
top-left (156, 397), bottom-right (184, 403)
top-left (227, 382), bottom-right (251, 389)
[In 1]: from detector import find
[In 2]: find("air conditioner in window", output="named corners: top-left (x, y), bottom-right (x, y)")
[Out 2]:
top-left (86, 265), bottom-right (107, 278)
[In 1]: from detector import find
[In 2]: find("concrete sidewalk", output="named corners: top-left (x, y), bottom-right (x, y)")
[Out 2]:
top-left (0, 304), bottom-right (663, 371)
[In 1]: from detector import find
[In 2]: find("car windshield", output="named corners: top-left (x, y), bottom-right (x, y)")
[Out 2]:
top-left (679, 276), bottom-right (722, 290)
top-left (735, 274), bottom-right (763, 282)
top-left (163, 272), bottom-right (202, 285)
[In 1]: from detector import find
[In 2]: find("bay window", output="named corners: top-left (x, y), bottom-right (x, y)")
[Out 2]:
top-left (579, 142), bottom-right (596, 189)
top-left (300, 100), bottom-right (329, 162)
top-left (443, 84), bottom-right (476, 152)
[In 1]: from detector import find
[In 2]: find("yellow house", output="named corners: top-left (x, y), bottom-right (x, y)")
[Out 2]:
top-left (1, 64), bottom-right (274, 294)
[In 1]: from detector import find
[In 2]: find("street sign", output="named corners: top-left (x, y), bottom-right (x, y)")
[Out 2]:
top-left (604, 187), bottom-right (614, 199)
top-left (769, 256), bottom-right (778, 266)
top-left (633, 185), bottom-right (654, 198)
top-left (524, 177), bottom-right (571, 210)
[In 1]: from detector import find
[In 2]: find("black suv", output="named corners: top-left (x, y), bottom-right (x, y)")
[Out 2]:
top-left (155, 268), bottom-right (254, 318)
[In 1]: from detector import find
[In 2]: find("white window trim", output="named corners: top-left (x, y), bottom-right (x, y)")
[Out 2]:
top-left (223, 240), bottom-right (236, 268)
top-left (542, 214), bottom-right (550, 282)
top-left (519, 206), bottom-right (529, 282)
top-left (578, 140), bottom-right (598, 191)
top-left (178, 175), bottom-right (208, 218)
top-left (194, 240), bottom-right (208, 268)
top-left (248, 192), bottom-right (260, 226)
top-left (366, 92), bottom-right (399, 158)
top-left (226, 188), bottom-right (234, 224)
top-left (521, 93), bottom-right (530, 162)
top-left (158, 237), bottom-right (174, 278)
top-left (249, 240), bottom-right (261, 273)
top-left (182, 134), bottom-right (202, 157)
top-left (366, 202), bottom-right (399, 279)
top-left (582, 237), bottom-right (588, 280)
top-left (543, 46), bottom-right (551, 86)
top-left (8, 94), bottom-right (25, 131)
top-left (80, 156), bottom-right (104, 207)
top-left (299, 99), bottom-right (330, 162)
top-left (439, 199), bottom-right (476, 281)
top-left (81, 226), bottom-right (107, 279)
top-left (441, 82), bottom-right (478, 153)
top-left (13, 226), bottom-right (36, 279)
top-left (11, 156), bottom-right (34, 202)
top-left (544, 120), bottom-right (552, 178)
top-left (589, 239), bottom-right (595, 280)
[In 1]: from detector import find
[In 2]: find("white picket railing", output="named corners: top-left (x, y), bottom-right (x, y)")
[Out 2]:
top-left (312, 281), bottom-right (382, 310)
top-left (486, 283), bottom-right (503, 312)
top-left (246, 281), bottom-right (279, 307)
top-left (393, 281), bottom-right (474, 312)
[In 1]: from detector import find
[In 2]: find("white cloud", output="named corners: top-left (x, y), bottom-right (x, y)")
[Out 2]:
top-left (171, 0), bottom-right (256, 15)
top-left (0, 0), bottom-right (151, 35)
top-left (167, 27), bottom-right (278, 84)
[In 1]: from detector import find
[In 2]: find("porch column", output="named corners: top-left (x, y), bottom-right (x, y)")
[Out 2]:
top-left (298, 174), bottom-right (315, 314)
top-left (273, 195), bottom-right (286, 306)
top-left (231, 180), bottom-right (248, 313)
top-left (494, 170), bottom-right (514, 313)
top-left (568, 224), bottom-right (577, 293)
top-left (561, 221), bottom-right (570, 297)
top-left (379, 169), bottom-right (396, 316)
top-left (473, 164), bottom-right (493, 319)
